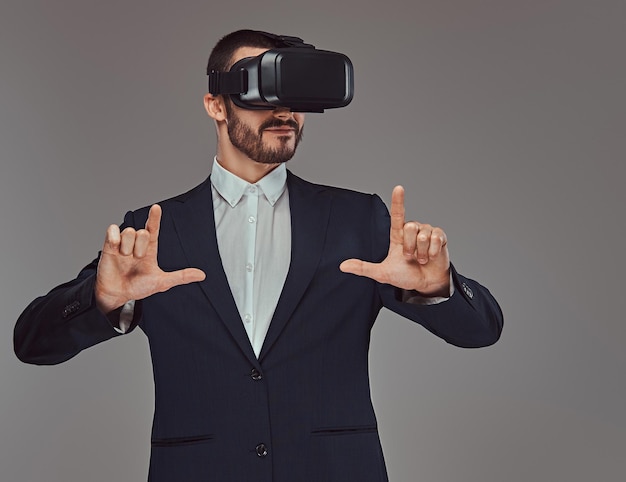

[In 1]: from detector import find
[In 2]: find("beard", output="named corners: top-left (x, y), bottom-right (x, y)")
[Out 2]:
top-left (225, 102), bottom-right (304, 165)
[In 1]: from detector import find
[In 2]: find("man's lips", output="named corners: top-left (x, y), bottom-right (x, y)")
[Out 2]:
top-left (264, 128), bottom-right (295, 134)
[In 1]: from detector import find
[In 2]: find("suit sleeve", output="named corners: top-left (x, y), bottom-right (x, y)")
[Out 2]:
top-left (13, 211), bottom-right (143, 365)
top-left (370, 194), bottom-right (503, 348)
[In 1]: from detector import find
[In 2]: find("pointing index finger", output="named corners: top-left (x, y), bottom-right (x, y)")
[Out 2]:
top-left (145, 204), bottom-right (162, 242)
top-left (390, 185), bottom-right (405, 244)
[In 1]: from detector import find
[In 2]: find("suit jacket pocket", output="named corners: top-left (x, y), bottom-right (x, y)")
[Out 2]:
top-left (308, 424), bottom-right (387, 481)
top-left (311, 424), bottom-right (378, 436)
top-left (151, 434), bottom-right (215, 447)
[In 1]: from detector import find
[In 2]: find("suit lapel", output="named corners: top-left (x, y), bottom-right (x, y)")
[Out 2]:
top-left (259, 172), bottom-right (332, 361)
top-left (169, 178), bottom-right (259, 366)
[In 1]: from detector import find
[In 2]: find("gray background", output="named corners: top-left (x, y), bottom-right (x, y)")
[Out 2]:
top-left (1, 0), bottom-right (624, 480)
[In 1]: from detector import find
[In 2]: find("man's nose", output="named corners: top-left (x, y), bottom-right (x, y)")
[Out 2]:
top-left (272, 107), bottom-right (294, 120)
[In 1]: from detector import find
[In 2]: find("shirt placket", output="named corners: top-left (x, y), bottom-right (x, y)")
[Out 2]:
top-left (242, 184), bottom-right (259, 342)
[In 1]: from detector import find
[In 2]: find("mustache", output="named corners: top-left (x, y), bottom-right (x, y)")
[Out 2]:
top-left (258, 118), bottom-right (300, 134)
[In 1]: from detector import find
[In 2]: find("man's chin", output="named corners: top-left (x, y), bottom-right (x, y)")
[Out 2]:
top-left (254, 151), bottom-right (296, 165)
top-left (262, 133), bottom-right (296, 147)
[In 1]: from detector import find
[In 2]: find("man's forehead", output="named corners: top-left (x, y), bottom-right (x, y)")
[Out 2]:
top-left (230, 46), bottom-right (269, 66)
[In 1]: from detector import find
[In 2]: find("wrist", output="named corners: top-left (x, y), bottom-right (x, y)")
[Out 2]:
top-left (94, 284), bottom-right (124, 315)
top-left (414, 272), bottom-right (451, 298)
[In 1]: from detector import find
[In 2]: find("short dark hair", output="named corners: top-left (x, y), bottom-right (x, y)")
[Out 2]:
top-left (206, 29), bottom-right (282, 74)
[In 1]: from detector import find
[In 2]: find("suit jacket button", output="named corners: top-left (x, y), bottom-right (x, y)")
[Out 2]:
top-left (62, 301), bottom-right (80, 318)
top-left (256, 443), bottom-right (268, 457)
top-left (461, 282), bottom-right (474, 299)
top-left (251, 368), bottom-right (262, 381)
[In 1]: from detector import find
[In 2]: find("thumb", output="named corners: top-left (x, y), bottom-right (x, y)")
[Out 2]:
top-left (339, 259), bottom-right (383, 282)
top-left (159, 268), bottom-right (206, 292)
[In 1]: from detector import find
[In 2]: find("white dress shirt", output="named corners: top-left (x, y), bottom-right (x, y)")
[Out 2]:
top-left (210, 158), bottom-right (291, 357)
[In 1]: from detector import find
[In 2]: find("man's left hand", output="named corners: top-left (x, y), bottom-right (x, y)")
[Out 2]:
top-left (340, 186), bottom-right (451, 297)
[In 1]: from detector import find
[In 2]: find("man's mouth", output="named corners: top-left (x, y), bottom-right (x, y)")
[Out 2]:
top-left (264, 127), bottom-right (296, 134)
top-left (260, 118), bottom-right (300, 136)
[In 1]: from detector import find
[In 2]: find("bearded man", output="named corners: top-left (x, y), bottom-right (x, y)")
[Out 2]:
top-left (15, 29), bottom-right (503, 482)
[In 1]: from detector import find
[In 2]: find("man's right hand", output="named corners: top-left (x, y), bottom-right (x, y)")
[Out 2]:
top-left (94, 204), bottom-right (206, 314)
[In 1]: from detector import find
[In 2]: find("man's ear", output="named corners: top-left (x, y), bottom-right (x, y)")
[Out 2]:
top-left (204, 93), bottom-right (227, 122)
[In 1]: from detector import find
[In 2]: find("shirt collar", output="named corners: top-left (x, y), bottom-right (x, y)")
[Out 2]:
top-left (211, 156), bottom-right (287, 207)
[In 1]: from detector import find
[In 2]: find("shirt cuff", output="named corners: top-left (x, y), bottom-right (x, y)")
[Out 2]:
top-left (112, 300), bottom-right (135, 334)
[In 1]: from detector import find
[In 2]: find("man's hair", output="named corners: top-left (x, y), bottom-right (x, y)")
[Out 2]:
top-left (207, 29), bottom-right (282, 74)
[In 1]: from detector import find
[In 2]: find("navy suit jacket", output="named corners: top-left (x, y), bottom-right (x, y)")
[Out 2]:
top-left (15, 172), bottom-right (503, 481)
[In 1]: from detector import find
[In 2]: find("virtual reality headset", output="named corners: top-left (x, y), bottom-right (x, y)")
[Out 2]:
top-left (207, 33), bottom-right (354, 113)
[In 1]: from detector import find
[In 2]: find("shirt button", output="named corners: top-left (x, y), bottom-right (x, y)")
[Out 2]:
top-left (248, 215), bottom-right (256, 223)
top-left (246, 263), bottom-right (253, 272)
top-left (244, 313), bottom-right (252, 323)
top-left (248, 186), bottom-right (257, 193)
top-left (256, 443), bottom-right (268, 457)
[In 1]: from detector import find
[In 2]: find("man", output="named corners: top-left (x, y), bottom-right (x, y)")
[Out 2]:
top-left (14, 30), bottom-right (503, 481)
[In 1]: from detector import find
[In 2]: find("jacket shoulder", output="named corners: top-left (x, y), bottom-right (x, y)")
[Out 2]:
top-left (122, 177), bottom-right (212, 227)
top-left (286, 171), bottom-right (383, 206)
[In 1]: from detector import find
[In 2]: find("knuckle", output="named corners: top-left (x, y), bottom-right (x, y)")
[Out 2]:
top-left (404, 221), bottom-right (417, 232)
